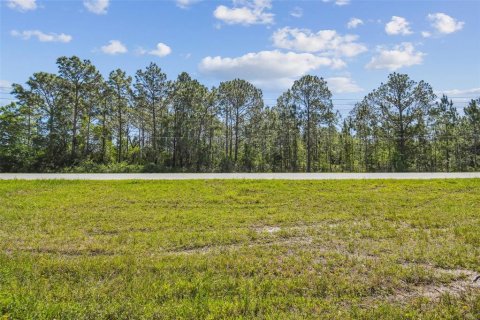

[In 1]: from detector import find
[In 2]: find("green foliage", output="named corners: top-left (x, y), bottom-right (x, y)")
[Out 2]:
top-left (291, 75), bottom-right (335, 172)
top-left (59, 161), bottom-right (143, 173)
top-left (2, 57), bottom-right (480, 172)
top-left (218, 78), bottom-right (264, 170)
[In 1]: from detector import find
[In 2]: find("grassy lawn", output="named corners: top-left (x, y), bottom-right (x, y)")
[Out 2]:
top-left (0, 179), bottom-right (479, 319)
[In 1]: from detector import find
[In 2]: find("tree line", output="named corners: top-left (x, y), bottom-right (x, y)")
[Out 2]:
top-left (1, 56), bottom-right (479, 172)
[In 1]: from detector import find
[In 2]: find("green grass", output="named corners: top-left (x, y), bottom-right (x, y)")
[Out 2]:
top-left (0, 179), bottom-right (479, 319)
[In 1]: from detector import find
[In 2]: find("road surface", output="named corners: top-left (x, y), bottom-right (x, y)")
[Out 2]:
top-left (1, 173), bottom-right (479, 180)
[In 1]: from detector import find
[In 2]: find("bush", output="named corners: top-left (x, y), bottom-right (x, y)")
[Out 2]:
top-left (61, 161), bottom-right (144, 173)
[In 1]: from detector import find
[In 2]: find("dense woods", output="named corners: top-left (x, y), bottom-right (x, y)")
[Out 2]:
top-left (1, 56), bottom-right (479, 172)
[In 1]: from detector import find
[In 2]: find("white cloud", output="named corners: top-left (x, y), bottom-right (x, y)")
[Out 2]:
top-left (347, 18), bottom-right (363, 29)
top-left (0, 80), bottom-right (12, 94)
top-left (438, 88), bottom-right (480, 96)
top-left (323, 0), bottom-right (350, 6)
top-left (272, 27), bottom-right (367, 58)
top-left (427, 13), bottom-right (464, 34)
top-left (213, 0), bottom-right (274, 25)
top-left (137, 43), bottom-right (172, 57)
top-left (366, 43), bottom-right (425, 71)
top-left (421, 31), bottom-right (432, 38)
top-left (176, 0), bottom-right (201, 9)
top-left (385, 16), bottom-right (413, 35)
top-left (11, 30), bottom-right (72, 43)
top-left (290, 6), bottom-right (303, 18)
top-left (326, 77), bottom-right (363, 93)
top-left (83, 0), bottom-right (109, 15)
top-left (101, 40), bottom-right (127, 55)
top-left (199, 50), bottom-right (345, 90)
top-left (6, 0), bottom-right (36, 11)
top-left (149, 43), bottom-right (172, 57)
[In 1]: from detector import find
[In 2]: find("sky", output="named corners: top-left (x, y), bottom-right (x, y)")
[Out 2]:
top-left (1, 0), bottom-right (480, 113)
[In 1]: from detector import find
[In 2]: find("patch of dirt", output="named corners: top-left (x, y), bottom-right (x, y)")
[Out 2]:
top-left (390, 278), bottom-right (480, 303)
top-left (255, 226), bottom-right (281, 234)
top-left (384, 261), bottom-right (480, 303)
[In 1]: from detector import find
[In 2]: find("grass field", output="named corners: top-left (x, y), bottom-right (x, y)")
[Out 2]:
top-left (0, 179), bottom-right (479, 319)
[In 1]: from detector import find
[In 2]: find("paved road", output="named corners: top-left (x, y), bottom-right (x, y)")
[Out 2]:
top-left (1, 173), bottom-right (479, 180)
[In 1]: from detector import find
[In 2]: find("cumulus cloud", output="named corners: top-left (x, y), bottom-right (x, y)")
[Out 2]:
top-left (347, 18), bottom-right (363, 29)
top-left (83, 0), bottom-right (109, 15)
top-left (322, 0), bottom-right (350, 6)
top-left (148, 43), bottom-right (172, 57)
top-left (137, 43), bottom-right (172, 57)
top-left (421, 31), bottom-right (432, 38)
top-left (427, 13), bottom-right (464, 34)
top-left (101, 40), bottom-right (127, 55)
top-left (272, 27), bottom-right (367, 58)
top-left (326, 77), bottom-right (363, 93)
top-left (199, 50), bottom-right (345, 90)
top-left (11, 30), bottom-right (72, 43)
top-left (290, 6), bottom-right (303, 18)
top-left (7, 0), bottom-right (36, 11)
top-left (213, 0), bottom-right (274, 25)
top-left (385, 16), bottom-right (413, 35)
top-left (366, 43), bottom-right (425, 71)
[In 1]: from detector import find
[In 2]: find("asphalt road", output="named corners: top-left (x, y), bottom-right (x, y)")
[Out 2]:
top-left (1, 173), bottom-right (479, 180)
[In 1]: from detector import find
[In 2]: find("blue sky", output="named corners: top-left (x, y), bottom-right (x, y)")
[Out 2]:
top-left (1, 0), bottom-right (479, 112)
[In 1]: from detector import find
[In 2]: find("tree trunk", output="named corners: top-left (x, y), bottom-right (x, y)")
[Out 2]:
top-left (101, 110), bottom-right (107, 164)
top-left (306, 104), bottom-right (311, 173)
top-left (71, 89), bottom-right (79, 162)
top-left (234, 107), bottom-right (239, 163)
